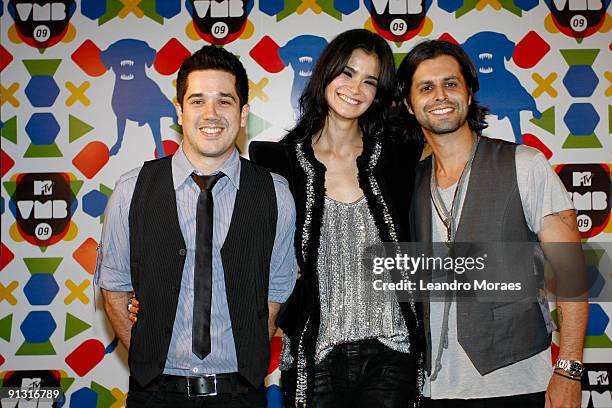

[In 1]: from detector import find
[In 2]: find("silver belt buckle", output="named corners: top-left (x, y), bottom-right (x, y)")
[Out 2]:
top-left (186, 374), bottom-right (217, 397)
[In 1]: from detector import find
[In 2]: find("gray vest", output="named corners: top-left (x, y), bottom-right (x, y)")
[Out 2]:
top-left (410, 136), bottom-right (551, 375)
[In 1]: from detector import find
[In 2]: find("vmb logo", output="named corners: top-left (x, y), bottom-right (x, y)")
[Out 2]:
top-left (187, 0), bottom-right (253, 45)
top-left (7, 0), bottom-right (76, 49)
top-left (13, 172), bottom-right (75, 247)
top-left (546, 0), bottom-right (607, 39)
top-left (364, 0), bottom-right (431, 42)
top-left (557, 164), bottom-right (610, 239)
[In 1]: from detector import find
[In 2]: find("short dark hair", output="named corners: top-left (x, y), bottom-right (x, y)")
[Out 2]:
top-left (176, 45), bottom-right (248, 108)
top-left (283, 29), bottom-right (396, 143)
top-left (396, 40), bottom-right (489, 139)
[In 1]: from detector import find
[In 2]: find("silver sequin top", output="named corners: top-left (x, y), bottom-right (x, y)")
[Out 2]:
top-left (314, 195), bottom-right (410, 363)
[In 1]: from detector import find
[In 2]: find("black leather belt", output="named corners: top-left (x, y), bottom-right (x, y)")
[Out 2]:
top-left (130, 373), bottom-right (250, 397)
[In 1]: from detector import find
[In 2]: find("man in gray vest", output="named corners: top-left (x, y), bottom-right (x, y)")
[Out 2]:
top-left (95, 45), bottom-right (297, 407)
top-left (396, 40), bottom-right (587, 407)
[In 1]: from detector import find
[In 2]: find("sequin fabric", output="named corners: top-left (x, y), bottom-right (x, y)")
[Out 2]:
top-left (315, 196), bottom-right (410, 363)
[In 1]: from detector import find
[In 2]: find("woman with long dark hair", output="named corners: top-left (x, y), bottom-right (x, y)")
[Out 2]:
top-left (250, 29), bottom-right (424, 407)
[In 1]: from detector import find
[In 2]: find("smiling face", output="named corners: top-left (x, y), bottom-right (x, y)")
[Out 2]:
top-left (324, 48), bottom-right (380, 122)
top-left (175, 69), bottom-right (248, 170)
top-left (407, 55), bottom-right (472, 138)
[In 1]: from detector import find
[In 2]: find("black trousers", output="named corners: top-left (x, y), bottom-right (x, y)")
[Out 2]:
top-left (283, 339), bottom-right (418, 408)
top-left (423, 391), bottom-right (546, 408)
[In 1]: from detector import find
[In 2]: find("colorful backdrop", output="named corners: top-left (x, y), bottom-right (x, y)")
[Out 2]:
top-left (1, 0), bottom-right (611, 406)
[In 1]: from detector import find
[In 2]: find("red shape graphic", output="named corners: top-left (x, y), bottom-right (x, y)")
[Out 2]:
top-left (72, 40), bottom-right (106, 77)
top-left (551, 341), bottom-right (559, 366)
top-left (0, 44), bottom-right (13, 72)
top-left (73, 238), bottom-right (98, 275)
top-left (154, 140), bottom-right (179, 159)
top-left (250, 36), bottom-right (284, 73)
top-left (0, 149), bottom-right (15, 178)
top-left (154, 38), bottom-right (191, 75)
top-left (438, 33), bottom-right (458, 45)
top-left (523, 133), bottom-right (552, 160)
top-left (513, 31), bottom-right (550, 69)
top-left (72, 141), bottom-right (109, 179)
top-left (0, 354), bottom-right (4, 367)
top-left (0, 243), bottom-right (15, 271)
top-left (65, 339), bottom-right (105, 377)
top-left (267, 335), bottom-right (282, 374)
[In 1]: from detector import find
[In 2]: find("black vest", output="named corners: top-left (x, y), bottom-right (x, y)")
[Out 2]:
top-left (411, 136), bottom-right (551, 375)
top-left (128, 156), bottom-right (277, 387)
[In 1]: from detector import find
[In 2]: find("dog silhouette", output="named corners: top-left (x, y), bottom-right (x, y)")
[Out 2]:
top-left (100, 39), bottom-right (175, 157)
top-left (462, 32), bottom-right (541, 144)
top-left (278, 35), bottom-right (328, 115)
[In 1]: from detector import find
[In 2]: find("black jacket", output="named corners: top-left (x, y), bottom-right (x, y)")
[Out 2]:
top-left (250, 135), bottom-right (425, 406)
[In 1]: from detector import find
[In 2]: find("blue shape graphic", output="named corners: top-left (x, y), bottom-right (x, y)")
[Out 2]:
top-left (335, 0), bottom-right (360, 14)
top-left (25, 113), bottom-right (60, 145)
top-left (267, 384), bottom-right (284, 407)
top-left (24, 274), bottom-right (60, 305)
top-left (438, 0), bottom-right (464, 12)
top-left (461, 32), bottom-right (541, 144)
top-left (563, 103), bottom-right (599, 135)
top-left (25, 76), bottom-right (60, 107)
top-left (259, 0), bottom-right (284, 15)
top-left (21, 311), bottom-right (56, 343)
top-left (586, 303), bottom-right (609, 337)
top-left (157, 0), bottom-right (181, 18)
top-left (514, 0), bottom-right (538, 10)
top-left (278, 36), bottom-right (328, 114)
top-left (563, 65), bottom-right (599, 98)
top-left (82, 190), bottom-right (108, 218)
top-left (100, 39), bottom-right (176, 157)
top-left (587, 265), bottom-right (605, 298)
top-left (70, 387), bottom-right (98, 408)
top-left (81, 0), bottom-right (106, 20)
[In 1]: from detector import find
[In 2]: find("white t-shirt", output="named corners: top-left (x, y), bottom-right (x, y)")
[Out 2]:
top-left (424, 144), bottom-right (574, 399)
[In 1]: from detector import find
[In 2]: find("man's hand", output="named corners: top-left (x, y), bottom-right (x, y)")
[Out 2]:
top-left (545, 372), bottom-right (582, 408)
top-left (100, 289), bottom-right (134, 349)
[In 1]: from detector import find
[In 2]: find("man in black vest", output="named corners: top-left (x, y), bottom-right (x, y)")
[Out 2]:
top-left (396, 41), bottom-right (587, 408)
top-left (95, 45), bottom-right (297, 407)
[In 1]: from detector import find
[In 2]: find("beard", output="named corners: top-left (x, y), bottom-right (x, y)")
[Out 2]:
top-left (418, 102), bottom-right (469, 136)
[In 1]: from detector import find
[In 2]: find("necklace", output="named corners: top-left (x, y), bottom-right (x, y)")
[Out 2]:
top-left (429, 134), bottom-right (479, 244)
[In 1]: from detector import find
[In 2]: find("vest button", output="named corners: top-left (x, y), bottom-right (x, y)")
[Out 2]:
top-left (178, 248), bottom-right (186, 256)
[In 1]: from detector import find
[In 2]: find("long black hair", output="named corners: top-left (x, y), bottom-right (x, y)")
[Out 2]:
top-left (395, 40), bottom-right (489, 142)
top-left (282, 29), bottom-right (396, 144)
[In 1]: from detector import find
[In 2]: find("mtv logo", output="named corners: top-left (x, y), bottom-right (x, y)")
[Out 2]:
top-left (588, 370), bottom-right (610, 385)
top-left (34, 180), bottom-right (53, 195)
top-left (22, 377), bottom-right (42, 390)
top-left (572, 171), bottom-right (592, 187)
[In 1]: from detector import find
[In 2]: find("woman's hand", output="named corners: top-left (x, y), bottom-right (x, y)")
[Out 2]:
top-left (127, 296), bottom-right (140, 323)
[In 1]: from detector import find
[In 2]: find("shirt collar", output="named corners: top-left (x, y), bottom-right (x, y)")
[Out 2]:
top-left (172, 144), bottom-right (241, 190)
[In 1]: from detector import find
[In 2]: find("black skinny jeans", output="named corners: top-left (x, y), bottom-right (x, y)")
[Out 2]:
top-left (283, 339), bottom-right (418, 408)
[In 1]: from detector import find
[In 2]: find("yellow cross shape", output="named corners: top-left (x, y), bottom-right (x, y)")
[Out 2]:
top-left (532, 72), bottom-right (558, 98)
top-left (1, 83), bottom-right (20, 107)
top-left (118, 0), bottom-right (144, 18)
top-left (604, 71), bottom-right (612, 97)
top-left (110, 388), bottom-right (127, 408)
top-left (65, 81), bottom-right (91, 106)
top-left (0, 281), bottom-right (19, 305)
top-left (65, 280), bottom-right (90, 305)
top-left (476, 0), bottom-right (502, 10)
top-left (296, 0), bottom-right (322, 14)
top-left (248, 78), bottom-right (269, 103)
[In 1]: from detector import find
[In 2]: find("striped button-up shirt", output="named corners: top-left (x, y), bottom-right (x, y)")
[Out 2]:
top-left (95, 146), bottom-right (297, 376)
